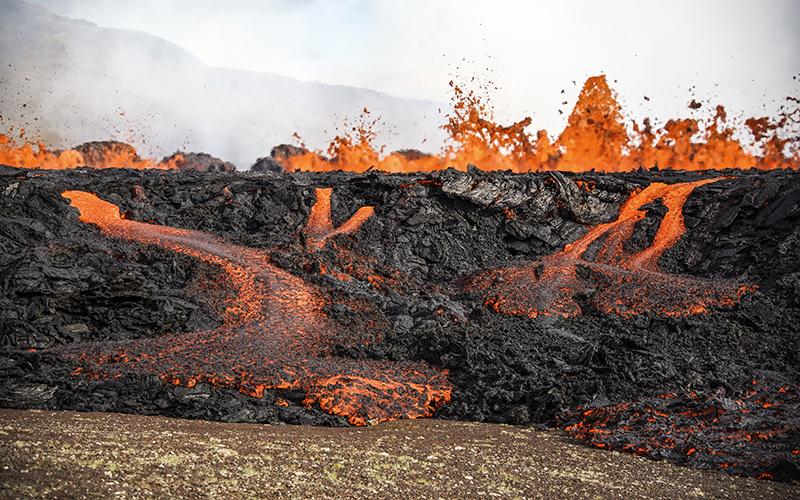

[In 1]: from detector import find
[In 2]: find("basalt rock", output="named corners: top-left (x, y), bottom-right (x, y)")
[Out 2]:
top-left (250, 156), bottom-right (284, 173)
top-left (270, 144), bottom-right (309, 162)
top-left (0, 163), bottom-right (797, 481)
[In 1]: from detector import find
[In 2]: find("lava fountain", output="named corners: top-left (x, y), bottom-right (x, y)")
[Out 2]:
top-left (277, 76), bottom-right (799, 174)
top-left (5, 75), bottom-right (795, 174)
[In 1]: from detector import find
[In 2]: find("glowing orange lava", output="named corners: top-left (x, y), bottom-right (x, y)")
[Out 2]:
top-left (3, 75), bottom-right (797, 173)
top-left (0, 136), bottom-right (178, 170)
top-left (0, 135), bottom-right (84, 169)
top-left (55, 190), bottom-right (451, 425)
top-left (303, 187), bottom-right (375, 251)
top-left (278, 76), bottom-right (799, 174)
top-left (565, 386), bottom-right (799, 479)
top-left (463, 178), bottom-right (755, 318)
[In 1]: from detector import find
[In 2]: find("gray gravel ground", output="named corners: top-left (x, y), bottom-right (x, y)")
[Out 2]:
top-left (1, 409), bottom-right (797, 499)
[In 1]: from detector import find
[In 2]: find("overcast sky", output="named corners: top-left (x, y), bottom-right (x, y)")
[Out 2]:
top-left (24, 0), bottom-right (800, 136)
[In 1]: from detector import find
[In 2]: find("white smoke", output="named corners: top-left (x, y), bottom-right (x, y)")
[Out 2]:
top-left (0, 0), bottom-right (447, 168)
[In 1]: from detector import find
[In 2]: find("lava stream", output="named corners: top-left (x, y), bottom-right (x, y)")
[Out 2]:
top-left (303, 187), bottom-right (375, 251)
top-left (465, 178), bottom-right (755, 318)
top-left (56, 190), bottom-right (451, 425)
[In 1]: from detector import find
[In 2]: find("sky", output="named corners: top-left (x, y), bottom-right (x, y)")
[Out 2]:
top-left (21, 0), bottom-right (800, 138)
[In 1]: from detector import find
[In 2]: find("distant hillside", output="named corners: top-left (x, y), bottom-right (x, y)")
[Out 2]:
top-left (0, 0), bottom-right (446, 168)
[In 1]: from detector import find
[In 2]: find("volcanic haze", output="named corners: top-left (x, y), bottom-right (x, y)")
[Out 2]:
top-left (0, 0), bottom-right (445, 168)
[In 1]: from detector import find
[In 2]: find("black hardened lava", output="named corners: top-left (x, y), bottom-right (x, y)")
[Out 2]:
top-left (0, 164), bottom-right (798, 481)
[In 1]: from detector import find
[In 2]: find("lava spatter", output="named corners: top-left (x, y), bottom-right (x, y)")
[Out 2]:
top-left (55, 189), bottom-right (451, 425)
top-left (464, 178), bottom-right (755, 318)
top-left (0, 136), bottom-right (180, 170)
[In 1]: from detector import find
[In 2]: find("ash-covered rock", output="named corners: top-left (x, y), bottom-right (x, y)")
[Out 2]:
top-left (72, 141), bottom-right (141, 168)
top-left (161, 151), bottom-right (236, 172)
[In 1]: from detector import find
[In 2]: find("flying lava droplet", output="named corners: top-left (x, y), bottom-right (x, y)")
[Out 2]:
top-left (56, 189), bottom-right (451, 426)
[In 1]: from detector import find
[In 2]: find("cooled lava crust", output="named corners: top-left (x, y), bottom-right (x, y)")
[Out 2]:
top-left (0, 164), bottom-right (798, 481)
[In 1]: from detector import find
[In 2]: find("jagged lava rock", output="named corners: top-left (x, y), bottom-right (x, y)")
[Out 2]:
top-left (0, 164), bottom-right (798, 480)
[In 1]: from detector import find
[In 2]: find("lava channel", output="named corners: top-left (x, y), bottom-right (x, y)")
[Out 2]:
top-left (56, 189), bottom-right (451, 425)
top-left (464, 178), bottom-right (755, 318)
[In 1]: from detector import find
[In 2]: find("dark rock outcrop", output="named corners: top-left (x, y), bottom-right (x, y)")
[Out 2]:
top-left (72, 141), bottom-right (141, 168)
top-left (162, 151), bottom-right (236, 172)
top-left (250, 156), bottom-right (284, 173)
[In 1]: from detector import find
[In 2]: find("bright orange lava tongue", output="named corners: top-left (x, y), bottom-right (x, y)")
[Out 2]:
top-left (466, 179), bottom-right (755, 318)
top-left (57, 190), bottom-right (451, 425)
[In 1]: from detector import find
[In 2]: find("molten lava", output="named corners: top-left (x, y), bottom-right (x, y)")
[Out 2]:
top-left (55, 189), bottom-right (451, 425)
top-left (3, 75), bottom-right (797, 173)
top-left (0, 135), bottom-right (84, 170)
top-left (0, 136), bottom-right (179, 170)
top-left (303, 187), bottom-right (375, 251)
top-left (564, 386), bottom-right (800, 481)
top-left (463, 178), bottom-right (754, 318)
top-left (277, 75), bottom-right (799, 174)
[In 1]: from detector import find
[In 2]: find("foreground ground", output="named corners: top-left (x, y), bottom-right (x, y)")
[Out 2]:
top-left (0, 409), bottom-right (796, 499)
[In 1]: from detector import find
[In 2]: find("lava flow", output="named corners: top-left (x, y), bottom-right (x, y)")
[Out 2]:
top-left (464, 178), bottom-right (754, 318)
top-left (55, 189), bottom-right (451, 425)
top-left (303, 187), bottom-right (375, 251)
top-left (564, 386), bottom-right (800, 481)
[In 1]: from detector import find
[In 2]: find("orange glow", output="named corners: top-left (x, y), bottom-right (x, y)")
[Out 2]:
top-left (303, 187), bottom-right (374, 251)
top-left (566, 386), bottom-right (798, 476)
top-left (4, 76), bottom-right (798, 173)
top-left (0, 135), bottom-right (84, 169)
top-left (57, 189), bottom-right (451, 425)
top-left (276, 75), bottom-right (798, 174)
top-left (463, 178), bottom-right (755, 318)
top-left (0, 135), bottom-right (178, 170)
top-left (556, 75), bottom-right (634, 172)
